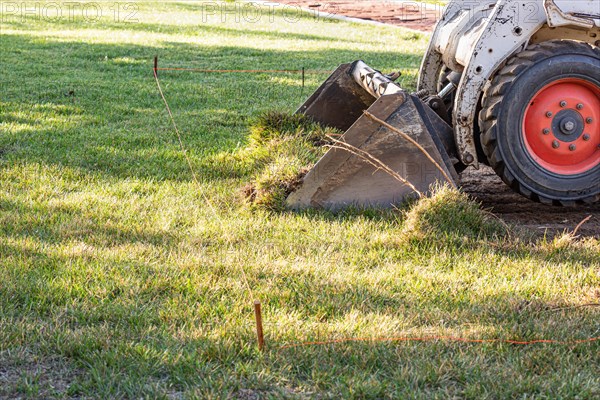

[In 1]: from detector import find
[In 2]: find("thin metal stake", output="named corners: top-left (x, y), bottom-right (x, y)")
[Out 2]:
top-left (154, 55), bottom-right (158, 77)
top-left (301, 67), bottom-right (305, 97)
top-left (254, 300), bottom-right (265, 352)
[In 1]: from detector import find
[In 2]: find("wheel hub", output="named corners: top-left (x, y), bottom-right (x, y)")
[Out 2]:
top-left (552, 109), bottom-right (584, 142)
top-left (523, 78), bottom-right (600, 175)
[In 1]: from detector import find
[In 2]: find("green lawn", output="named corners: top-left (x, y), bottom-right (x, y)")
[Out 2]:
top-left (1, 1), bottom-right (599, 398)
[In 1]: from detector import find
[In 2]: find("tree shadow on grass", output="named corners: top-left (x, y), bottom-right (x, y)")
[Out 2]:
top-left (0, 197), bottom-right (179, 248)
top-left (0, 7), bottom-right (368, 45)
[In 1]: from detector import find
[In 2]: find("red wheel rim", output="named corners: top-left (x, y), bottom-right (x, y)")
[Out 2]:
top-left (523, 78), bottom-right (600, 175)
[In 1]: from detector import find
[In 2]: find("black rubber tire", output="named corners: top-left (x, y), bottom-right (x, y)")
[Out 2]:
top-left (479, 40), bottom-right (600, 206)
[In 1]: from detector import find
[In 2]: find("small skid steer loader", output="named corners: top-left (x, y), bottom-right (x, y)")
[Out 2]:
top-left (287, 0), bottom-right (600, 210)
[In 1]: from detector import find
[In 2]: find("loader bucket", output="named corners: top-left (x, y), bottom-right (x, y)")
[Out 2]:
top-left (287, 61), bottom-right (459, 210)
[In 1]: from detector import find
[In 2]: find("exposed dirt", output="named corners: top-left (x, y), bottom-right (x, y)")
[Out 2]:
top-left (460, 166), bottom-right (600, 238)
top-left (278, 0), bottom-right (442, 31)
top-left (0, 348), bottom-right (82, 399)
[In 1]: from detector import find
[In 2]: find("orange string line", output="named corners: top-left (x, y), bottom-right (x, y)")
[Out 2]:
top-left (155, 67), bottom-right (332, 74)
top-left (279, 335), bottom-right (600, 350)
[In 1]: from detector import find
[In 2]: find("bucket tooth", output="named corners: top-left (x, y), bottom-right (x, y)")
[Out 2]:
top-left (288, 92), bottom-right (458, 210)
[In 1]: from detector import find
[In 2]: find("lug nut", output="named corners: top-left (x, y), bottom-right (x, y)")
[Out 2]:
top-left (569, 144), bottom-right (576, 151)
top-left (583, 134), bottom-right (590, 141)
top-left (543, 128), bottom-right (550, 135)
top-left (552, 140), bottom-right (560, 149)
top-left (586, 117), bottom-right (593, 124)
top-left (546, 111), bottom-right (553, 118)
top-left (577, 104), bottom-right (584, 110)
top-left (560, 101), bottom-right (567, 107)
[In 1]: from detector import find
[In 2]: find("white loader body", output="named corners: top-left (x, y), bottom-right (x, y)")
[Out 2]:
top-left (419, 0), bottom-right (600, 167)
